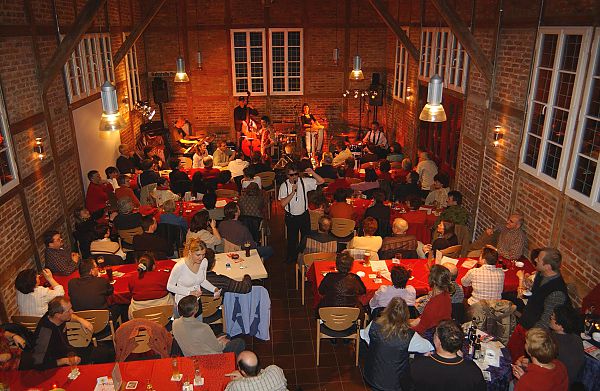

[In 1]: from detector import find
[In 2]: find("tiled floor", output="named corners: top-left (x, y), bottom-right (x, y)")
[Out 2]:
top-left (237, 204), bottom-right (370, 391)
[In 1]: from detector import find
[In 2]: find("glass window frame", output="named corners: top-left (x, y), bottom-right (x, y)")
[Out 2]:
top-left (268, 28), bottom-right (304, 96)
top-left (0, 81), bottom-right (19, 195)
top-left (393, 28), bottom-right (409, 103)
top-left (230, 29), bottom-right (267, 97)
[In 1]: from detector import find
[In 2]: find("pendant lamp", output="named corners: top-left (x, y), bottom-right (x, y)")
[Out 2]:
top-left (419, 74), bottom-right (447, 122)
top-left (99, 81), bottom-right (125, 132)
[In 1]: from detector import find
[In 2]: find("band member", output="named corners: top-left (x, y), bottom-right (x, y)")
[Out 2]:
top-left (300, 103), bottom-right (324, 156)
top-left (362, 121), bottom-right (388, 149)
top-left (234, 96), bottom-right (259, 147)
top-left (260, 116), bottom-right (275, 156)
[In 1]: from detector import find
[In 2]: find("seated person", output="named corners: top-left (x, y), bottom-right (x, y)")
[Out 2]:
top-left (241, 166), bottom-right (261, 189)
top-left (418, 220), bottom-right (459, 259)
top-left (224, 350), bottom-right (287, 391)
top-left (512, 328), bottom-right (569, 391)
top-left (324, 166), bottom-right (351, 197)
top-left (203, 192), bottom-right (225, 221)
top-left (249, 151), bottom-right (272, 175)
top-left (218, 202), bottom-right (273, 260)
top-left (227, 151), bottom-right (249, 183)
top-left (0, 327), bottom-right (27, 370)
top-left (369, 266), bottom-right (417, 318)
top-left (192, 171), bottom-right (210, 198)
top-left (394, 171), bottom-right (421, 202)
top-left (68, 258), bottom-right (114, 315)
top-left (386, 142), bottom-right (404, 163)
top-left (549, 305), bottom-right (585, 386)
top-left (238, 182), bottom-right (266, 221)
top-left (411, 320), bottom-right (485, 391)
top-left (415, 262), bottom-right (465, 314)
top-left (116, 144), bottom-right (141, 174)
top-left (318, 253), bottom-right (366, 320)
top-left (22, 297), bottom-right (94, 370)
top-left (202, 249), bottom-right (252, 294)
top-left (199, 156), bottom-right (221, 180)
top-left (344, 156), bottom-right (360, 178)
top-left (470, 213), bottom-right (527, 261)
top-left (168, 157), bottom-right (190, 185)
top-left (138, 159), bottom-right (161, 188)
top-left (332, 138), bottom-right (352, 167)
top-left (192, 143), bottom-right (210, 168)
top-left (213, 141), bottom-right (234, 167)
top-left (90, 224), bottom-right (126, 260)
top-left (127, 253), bottom-right (174, 319)
top-left (434, 190), bottom-right (470, 227)
top-left (105, 166), bottom-right (120, 190)
top-left (159, 199), bottom-right (188, 232)
top-left (424, 173), bottom-right (450, 208)
top-left (364, 190), bottom-right (391, 237)
top-left (150, 179), bottom-right (180, 207)
top-left (187, 210), bottom-right (223, 252)
top-left (461, 246), bottom-right (504, 305)
top-left (328, 187), bottom-right (353, 219)
top-left (360, 142), bottom-right (379, 164)
top-left (392, 158), bottom-right (412, 183)
top-left (307, 189), bottom-right (327, 212)
top-left (85, 170), bottom-right (114, 220)
top-left (114, 174), bottom-right (140, 207)
top-left (377, 159), bottom-right (393, 182)
top-left (299, 215), bottom-right (337, 260)
top-left (16, 268), bottom-right (64, 317)
top-left (348, 217), bottom-right (383, 253)
top-left (133, 215), bottom-right (172, 259)
top-left (43, 230), bottom-right (79, 276)
top-left (379, 218), bottom-right (417, 259)
top-left (350, 168), bottom-right (380, 192)
top-left (315, 153), bottom-right (337, 179)
top-left (173, 295), bottom-right (245, 357)
top-left (113, 197), bottom-right (142, 231)
top-left (410, 264), bottom-right (452, 335)
top-left (73, 207), bottom-right (96, 258)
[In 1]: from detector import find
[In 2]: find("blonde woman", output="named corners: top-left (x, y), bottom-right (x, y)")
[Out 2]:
top-left (167, 238), bottom-right (220, 318)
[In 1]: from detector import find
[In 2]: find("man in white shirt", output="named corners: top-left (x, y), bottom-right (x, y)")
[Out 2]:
top-left (362, 121), bottom-right (388, 148)
top-left (278, 163), bottom-right (324, 264)
top-left (227, 151), bottom-right (249, 180)
top-left (415, 151), bottom-right (438, 191)
top-left (461, 246), bottom-right (505, 305)
top-left (332, 138), bottom-right (353, 167)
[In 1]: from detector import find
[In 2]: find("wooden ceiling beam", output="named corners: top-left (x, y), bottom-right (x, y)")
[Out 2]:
top-left (367, 0), bottom-right (419, 62)
top-left (41, 0), bottom-right (107, 92)
top-left (112, 0), bottom-right (168, 68)
top-left (430, 0), bottom-right (494, 83)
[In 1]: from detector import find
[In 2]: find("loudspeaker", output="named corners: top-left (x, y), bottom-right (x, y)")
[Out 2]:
top-left (369, 73), bottom-right (384, 106)
top-left (370, 73), bottom-right (381, 87)
top-left (152, 77), bottom-right (169, 103)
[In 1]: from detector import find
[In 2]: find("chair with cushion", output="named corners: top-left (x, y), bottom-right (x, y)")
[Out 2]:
top-left (11, 315), bottom-right (41, 333)
top-left (131, 305), bottom-right (173, 327)
top-left (316, 307), bottom-right (361, 366)
top-left (200, 295), bottom-right (225, 330)
top-left (296, 252), bottom-right (337, 304)
top-left (215, 188), bottom-right (239, 198)
top-left (256, 171), bottom-right (276, 217)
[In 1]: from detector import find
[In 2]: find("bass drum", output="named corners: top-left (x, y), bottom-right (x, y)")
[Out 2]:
top-left (241, 137), bottom-right (261, 158)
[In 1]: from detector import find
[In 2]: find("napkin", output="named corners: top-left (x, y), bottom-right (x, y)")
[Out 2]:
top-left (440, 255), bottom-right (459, 266)
top-left (370, 260), bottom-right (389, 273)
top-left (461, 259), bottom-right (478, 269)
top-left (215, 200), bottom-right (227, 207)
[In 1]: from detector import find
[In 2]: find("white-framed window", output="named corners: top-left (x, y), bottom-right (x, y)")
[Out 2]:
top-left (519, 27), bottom-right (592, 190)
top-left (269, 28), bottom-right (303, 95)
top-left (393, 29), bottom-right (409, 102)
top-left (230, 29), bottom-right (266, 96)
top-left (0, 83), bottom-right (19, 194)
top-left (419, 28), bottom-right (469, 93)
top-left (566, 32), bottom-right (600, 211)
top-left (123, 33), bottom-right (141, 108)
top-left (63, 33), bottom-right (115, 103)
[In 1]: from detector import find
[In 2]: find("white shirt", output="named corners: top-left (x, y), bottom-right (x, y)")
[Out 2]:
top-left (17, 285), bottom-right (65, 317)
top-left (347, 236), bottom-right (383, 253)
top-left (416, 159), bottom-right (438, 190)
top-left (360, 321), bottom-right (433, 352)
top-left (363, 130), bottom-right (388, 148)
top-left (228, 159), bottom-right (249, 178)
top-left (241, 176), bottom-right (262, 189)
top-left (369, 285), bottom-right (417, 308)
top-left (278, 177), bottom-right (318, 216)
top-left (193, 153), bottom-right (211, 168)
top-left (166, 258), bottom-right (217, 304)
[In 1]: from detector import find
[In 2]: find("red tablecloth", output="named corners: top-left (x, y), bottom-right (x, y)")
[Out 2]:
top-left (351, 198), bottom-right (438, 243)
top-left (53, 260), bottom-right (176, 305)
top-left (307, 258), bottom-right (535, 308)
top-left (4, 353), bottom-right (235, 391)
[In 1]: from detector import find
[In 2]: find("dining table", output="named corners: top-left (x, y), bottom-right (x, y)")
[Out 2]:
top-left (307, 257), bottom-right (535, 308)
top-left (213, 250), bottom-right (268, 281)
top-left (3, 353), bottom-right (235, 391)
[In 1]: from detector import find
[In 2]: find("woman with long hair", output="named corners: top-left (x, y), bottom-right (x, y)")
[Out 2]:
top-left (411, 264), bottom-right (452, 334)
top-left (127, 252), bottom-right (174, 318)
top-left (186, 209), bottom-right (223, 251)
top-left (419, 220), bottom-right (459, 258)
top-left (15, 268), bottom-right (64, 317)
top-left (364, 297), bottom-right (432, 391)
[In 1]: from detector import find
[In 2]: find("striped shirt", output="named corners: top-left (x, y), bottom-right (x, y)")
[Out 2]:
top-left (17, 285), bottom-right (65, 317)
top-left (224, 365), bottom-right (287, 391)
top-left (461, 264), bottom-right (505, 305)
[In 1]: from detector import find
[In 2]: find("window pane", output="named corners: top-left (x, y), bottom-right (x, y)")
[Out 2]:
top-left (273, 78), bottom-right (285, 91)
top-left (288, 62), bottom-right (300, 76)
top-left (543, 143), bottom-right (563, 178)
top-left (272, 47), bottom-right (284, 61)
top-left (235, 63), bottom-right (248, 77)
top-left (250, 63), bottom-right (263, 77)
top-left (288, 46), bottom-right (300, 61)
top-left (540, 34), bottom-right (558, 68)
top-left (535, 69), bottom-right (553, 103)
top-left (234, 32), bottom-right (246, 47)
top-left (555, 71), bottom-right (576, 109)
top-left (528, 102), bottom-right (546, 136)
top-left (234, 48), bottom-right (247, 62)
top-left (588, 77), bottom-right (600, 118)
top-left (572, 156), bottom-right (596, 196)
top-left (251, 78), bottom-right (263, 92)
top-left (288, 31), bottom-right (300, 46)
top-left (0, 149), bottom-right (15, 185)
top-left (236, 79), bottom-right (248, 93)
top-left (249, 32), bottom-right (262, 47)
top-left (549, 108), bottom-right (569, 144)
top-left (580, 118), bottom-right (600, 158)
top-left (272, 32), bottom-right (284, 46)
top-left (250, 47), bottom-right (262, 62)
top-left (289, 78), bottom-right (300, 91)
top-left (524, 135), bottom-right (542, 168)
top-left (273, 62), bottom-right (284, 76)
top-left (560, 34), bottom-right (582, 72)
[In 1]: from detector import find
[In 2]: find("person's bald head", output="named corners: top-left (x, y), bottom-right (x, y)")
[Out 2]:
top-left (443, 263), bottom-right (458, 281)
top-left (237, 351), bottom-right (260, 377)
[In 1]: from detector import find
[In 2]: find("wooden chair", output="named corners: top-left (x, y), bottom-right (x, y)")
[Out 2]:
top-left (215, 188), bottom-right (239, 198)
top-left (440, 245), bottom-right (463, 258)
top-left (309, 209), bottom-right (323, 232)
top-left (200, 295), bottom-right (225, 330)
top-left (131, 305), bottom-right (173, 327)
top-left (296, 252), bottom-right (337, 305)
top-left (118, 227), bottom-right (143, 248)
top-left (331, 218), bottom-right (356, 244)
top-left (11, 315), bottom-right (41, 333)
top-left (73, 310), bottom-right (115, 347)
top-left (316, 307), bottom-right (361, 366)
top-left (65, 321), bottom-right (93, 348)
top-left (256, 171), bottom-right (276, 217)
top-left (223, 239), bottom-right (241, 252)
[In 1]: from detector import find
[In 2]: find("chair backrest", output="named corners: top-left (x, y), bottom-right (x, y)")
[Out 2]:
top-left (215, 189), bottom-right (239, 198)
top-left (441, 245), bottom-right (462, 258)
top-left (454, 224), bottom-right (471, 257)
top-left (223, 239), bottom-right (241, 252)
top-left (65, 321), bottom-right (93, 348)
top-left (256, 171), bottom-right (275, 189)
top-left (156, 223), bottom-right (184, 255)
top-left (200, 295), bottom-right (223, 319)
top-left (309, 209), bottom-right (323, 231)
top-left (304, 238), bottom-right (337, 255)
top-left (73, 310), bottom-right (110, 334)
top-left (11, 315), bottom-right (41, 333)
top-left (131, 328), bottom-right (152, 354)
top-left (303, 252), bottom-right (337, 269)
top-left (331, 218), bottom-right (356, 238)
top-left (119, 227), bottom-right (143, 245)
top-left (179, 157), bottom-right (193, 170)
top-left (318, 307), bottom-right (360, 331)
top-left (131, 305), bottom-right (173, 327)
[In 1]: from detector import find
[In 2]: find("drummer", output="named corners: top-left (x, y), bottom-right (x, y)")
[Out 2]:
top-left (260, 115), bottom-right (275, 156)
top-left (362, 121), bottom-right (388, 149)
top-left (300, 103), bottom-right (324, 156)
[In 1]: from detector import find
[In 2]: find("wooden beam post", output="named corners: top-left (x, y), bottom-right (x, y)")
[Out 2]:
top-left (40, 0), bottom-right (107, 92)
top-left (367, 0), bottom-right (419, 62)
top-left (112, 0), bottom-right (168, 67)
top-left (430, 0), bottom-right (494, 83)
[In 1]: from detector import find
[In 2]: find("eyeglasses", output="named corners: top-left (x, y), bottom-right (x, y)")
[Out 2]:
top-left (288, 172), bottom-right (299, 177)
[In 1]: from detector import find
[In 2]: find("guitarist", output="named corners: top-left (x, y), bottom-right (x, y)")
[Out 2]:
top-left (233, 94), bottom-right (258, 149)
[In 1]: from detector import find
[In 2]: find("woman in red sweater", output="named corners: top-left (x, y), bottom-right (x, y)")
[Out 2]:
top-left (410, 264), bottom-right (452, 335)
top-left (127, 253), bottom-right (174, 318)
top-left (512, 328), bottom-right (569, 391)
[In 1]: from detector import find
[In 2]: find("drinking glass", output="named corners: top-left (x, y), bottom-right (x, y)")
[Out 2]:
top-left (364, 251), bottom-right (371, 267)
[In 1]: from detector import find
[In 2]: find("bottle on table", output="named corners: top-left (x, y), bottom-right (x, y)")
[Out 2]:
top-left (474, 336), bottom-right (482, 360)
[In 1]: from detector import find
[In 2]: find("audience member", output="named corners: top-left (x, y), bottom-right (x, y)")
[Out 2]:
top-left (350, 168), bottom-right (380, 192)
top-left (133, 215), bottom-right (171, 259)
top-left (249, 152), bottom-right (271, 175)
top-left (392, 157), bottom-right (412, 183)
top-left (324, 166), bottom-right (351, 197)
top-left (85, 170), bottom-right (113, 219)
top-left (348, 217), bottom-right (382, 253)
top-left (160, 199), bottom-right (188, 231)
top-left (241, 166), bottom-right (261, 189)
top-left (425, 172), bottom-right (450, 208)
top-left (377, 160), bottom-right (393, 182)
top-left (15, 268), bottom-right (64, 317)
top-left (379, 218), bottom-right (417, 259)
top-left (0, 327), bottom-right (26, 370)
top-left (168, 157), bottom-right (190, 185)
top-left (415, 151), bottom-right (438, 191)
top-left (444, 263), bottom-right (465, 306)
top-left (219, 202), bottom-right (274, 260)
top-left (238, 182), bottom-right (265, 220)
top-left (90, 224), bottom-right (126, 260)
top-left (369, 266), bottom-right (417, 318)
top-left (395, 171), bottom-right (421, 201)
top-left (227, 151), bottom-right (249, 183)
top-left (315, 153), bottom-right (337, 179)
top-left (202, 192), bottom-right (225, 221)
top-left (298, 215), bottom-right (337, 262)
top-left (203, 248), bottom-right (252, 294)
top-left (461, 246), bottom-right (504, 305)
top-left (192, 143), bottom-right (210, 168)
top-left (344, 156), bottom-right (359, 178)
top-left (113, 197), bottom-right (142, 231)
top-left (318, 253), bottom-right (366, 320)
top-left (329, 188), bottom-right (353, 219)
top-left (410, 264), bottom-right (452, 334)
top-left (127, 253), bottom-right (173, 318)
top-left (549, 305), bottom-right (585, 386)
top-left (332, 138), bottom-right (352, 167)
top-left (73, 207), bottom-right (96, 258)
top-left (138, 159), bottom-right (161, 188)
top-left (199, 157), bottom-right (221, 180)
top-left (68, 258), bottom-right (114, 315)
top-left (115, 174), bottom-right (140, 207)
top-left (224, 350), bottom-right (287, 391)
top-left (105, 166), bottom-right (120, 190)
top-left (116, 144), bottom-right (140, 174)
top-left (419, 220), bottom-right (459, 258)
top-left (186, 210), bottom-right (223, 252)
top-left (43, 230), bottom-right (79, 275)
top-left (213, 141), bottom-right (234, 167)
top-left (364, 189), bottom-right (391, 237)
top-left (434, 190), bottom-right (469, 227)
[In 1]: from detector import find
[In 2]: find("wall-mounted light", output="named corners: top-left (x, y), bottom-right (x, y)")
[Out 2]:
top-left (493, 125), bottom-right (503, 147)
top-left (419, 74), bottom-right (446, 122)
top-left (406, 87), bottom-right (413, 100)
top-left (33, 137), bottom-right (44, 160)
top-left (196, 51), bottom-right (203, 70)
top-left (99, 81), bottom-right (125, 132)
top-left (333, 48), bottom-right (339, 66)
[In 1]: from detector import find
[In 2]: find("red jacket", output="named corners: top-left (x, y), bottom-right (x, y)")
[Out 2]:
top-left (85, 182), bottom-right (114, 213)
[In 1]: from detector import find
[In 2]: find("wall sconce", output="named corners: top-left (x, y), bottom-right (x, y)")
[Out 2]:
top-left (493, 125), bottom-right (503, 147)
top-left (33, 137), bottom-right (44, 160)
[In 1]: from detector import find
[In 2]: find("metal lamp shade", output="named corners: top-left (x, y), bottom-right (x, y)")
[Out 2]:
top-left (349, 55), bottom-right (365, 81)
top-left (99, 81), bottom-right (125, 132)
top-left (174, 57), bottom-right (190, 82)
top-left (419, 74), bottom-right (447, 122)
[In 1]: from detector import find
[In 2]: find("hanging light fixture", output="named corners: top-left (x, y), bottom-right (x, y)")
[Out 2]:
top-left (99, 81), bottom-right (126, 132)
top-left (419, 74), bottom-right (446, 122)
top-left (333, 1), bottom-right (339, 66)
top-left (349, 2), bottom-right (364, 80)
top-left (195, 0), bottom-right (203, 69)
top-left (174, 3), bottom-right (189, 83)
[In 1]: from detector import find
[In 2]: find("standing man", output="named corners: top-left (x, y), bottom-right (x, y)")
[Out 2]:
top-left (233, 96), bottom-right (259, 148)
top-left (300, 103), bottom-right (324, 156)
top-left (415, 151), bottom-right (438, 191)
top-left (362, 121), bottom-right (388, 149)
top-left (278, 163), bottom-right (324, 264)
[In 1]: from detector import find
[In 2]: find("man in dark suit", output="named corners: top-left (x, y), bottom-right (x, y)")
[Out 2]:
top-left (133, 215), bottom-right (171, 259)
top-left (364, 190), bottom-right (391, 237)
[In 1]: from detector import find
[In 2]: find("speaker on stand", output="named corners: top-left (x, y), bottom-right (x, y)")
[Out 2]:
top-left (368, 73), bottom-right (384, 122)
top-left (152, 77), bottom-right (170, 128)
